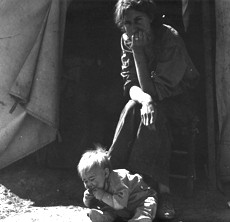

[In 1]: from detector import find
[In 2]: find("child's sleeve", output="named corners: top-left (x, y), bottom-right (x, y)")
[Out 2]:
top-left (101, 184), bottom-right (129, 210)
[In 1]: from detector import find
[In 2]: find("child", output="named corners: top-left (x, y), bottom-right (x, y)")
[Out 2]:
top-left (77, 146), bottom-right (157, 222)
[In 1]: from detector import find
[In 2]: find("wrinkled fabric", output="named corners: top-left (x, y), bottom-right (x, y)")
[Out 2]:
top-left (0, 0), bottom-right (70, 169)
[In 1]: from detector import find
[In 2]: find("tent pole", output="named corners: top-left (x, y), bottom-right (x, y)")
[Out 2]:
top-left (201, 0), bottom-right (216, 190)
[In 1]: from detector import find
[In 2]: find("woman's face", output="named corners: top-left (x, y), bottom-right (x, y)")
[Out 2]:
top-left (122, 9), bottom-right (152, 39)
top-left (81, 166), bottom-right (109, 191)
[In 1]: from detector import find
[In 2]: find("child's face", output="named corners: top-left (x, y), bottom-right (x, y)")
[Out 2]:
top-left (81, 166), bottom-right (109, 191)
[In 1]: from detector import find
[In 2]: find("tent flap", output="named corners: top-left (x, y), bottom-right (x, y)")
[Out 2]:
top-left (0, 0), bottom-right (69, 169)
top-left (216, 0), bottom-right (230, 182)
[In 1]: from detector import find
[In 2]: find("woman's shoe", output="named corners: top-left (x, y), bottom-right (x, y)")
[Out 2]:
top-left (157, 193), bottom-right (175, 220)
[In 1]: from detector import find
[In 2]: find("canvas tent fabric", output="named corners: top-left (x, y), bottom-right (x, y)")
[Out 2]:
top-left (215, 0), bottom-right (230, 182)
top-left (0, 0), bottom-right (70, 169)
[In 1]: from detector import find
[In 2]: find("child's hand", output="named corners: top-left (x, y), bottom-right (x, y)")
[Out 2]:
top-left (84, 189), bottom-right (94, 199)
top-left (83, 189), bottom-right (97, 208)
top-left (92, 188), bottom-right (105, 200)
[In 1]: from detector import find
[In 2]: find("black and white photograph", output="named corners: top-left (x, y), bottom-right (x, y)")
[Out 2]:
top-left (0, 0), bottom-right (229, 221)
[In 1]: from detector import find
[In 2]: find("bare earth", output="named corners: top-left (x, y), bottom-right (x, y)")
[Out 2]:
top-left (0, 159), bottom-right (230, 222)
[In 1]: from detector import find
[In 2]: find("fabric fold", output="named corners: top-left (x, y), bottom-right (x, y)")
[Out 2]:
top-left (0, 0), bottom-right (70, 169)
top-left (9, 4), bottom-right (51, 105)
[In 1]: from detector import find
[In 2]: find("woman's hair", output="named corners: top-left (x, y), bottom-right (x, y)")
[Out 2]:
top-left (77, 146), bottom-right (112, 177)
top-left (114, 0), bottom-right (162, 32)
top-left (114, 0), bottom-right (162, 31)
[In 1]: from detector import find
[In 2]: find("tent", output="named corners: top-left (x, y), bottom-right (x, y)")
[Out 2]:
top-left (215, 0), bottom-right (230, 185)
top-left (0, 0), bottom-right (70, 168)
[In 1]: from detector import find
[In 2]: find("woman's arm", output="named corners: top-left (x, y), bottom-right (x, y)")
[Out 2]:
top-left (129, 85), bottom-right (152, 104)
top-left (133, 53), bottom-right (155, 97)
top-left (130, 32), bottom-right (157, 129)
top-left (131, 32), bottom-right (155, 97)
top-left (120, 33), bottom-right (156, 128)
top-left (130, 85), bottom-right (156, 129)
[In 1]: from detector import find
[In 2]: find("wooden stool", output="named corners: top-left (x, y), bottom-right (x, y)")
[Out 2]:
top-left (169, 116), bottom-right (199, 197)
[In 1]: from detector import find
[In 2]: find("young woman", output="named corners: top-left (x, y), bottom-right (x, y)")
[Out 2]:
top-left (108, 0), bottom-right (199, 220)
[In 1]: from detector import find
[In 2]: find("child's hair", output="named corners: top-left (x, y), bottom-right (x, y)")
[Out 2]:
top-left (77, 146), bottom-right (112, 178)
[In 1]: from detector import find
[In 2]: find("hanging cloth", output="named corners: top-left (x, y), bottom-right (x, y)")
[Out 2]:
top-left (215, 0), bottom-right (230, 183)
top-left (0, 0), bottom-right (70, 169)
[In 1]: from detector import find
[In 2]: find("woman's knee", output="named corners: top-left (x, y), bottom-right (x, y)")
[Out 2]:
top-left (126, 99), bottom-right (138, 108)
top-left (122, 100), bottom-right (139, 118)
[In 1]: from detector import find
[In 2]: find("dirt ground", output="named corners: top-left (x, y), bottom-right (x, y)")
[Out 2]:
top-left (0, 156), bottom-right (230, 222)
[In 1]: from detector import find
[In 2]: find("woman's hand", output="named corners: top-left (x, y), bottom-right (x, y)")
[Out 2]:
top-left (83, 189), bottom-right (96, 207)
top-left (131, 31), bottom-right (149, 54)
top-left (141, 101), bottom-right (157, 130)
